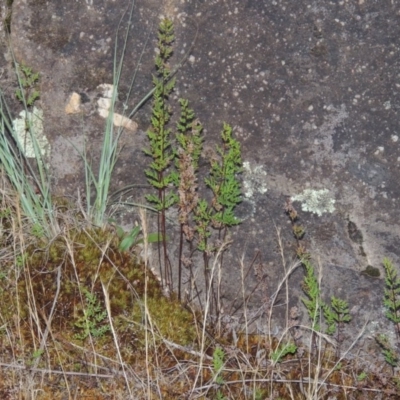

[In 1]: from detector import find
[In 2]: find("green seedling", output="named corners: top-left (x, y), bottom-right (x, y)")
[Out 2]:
top-left (301, 257), bottom-right (323, 332)
top-left (194, 198), bottom-right (213, 253)
top-left (74, 288), bottom-right (110, 341)
top-left (357, 371), bottom-right (367, 381)
top-left (212, 347), bottom-right (227, 400)
top-left (301, 256), bottom-right (351, 359)
top-left (212, 346), bottom-right (226, 385)
top-left (254, 389), bottom-right (268, 400)
top-left (195, 123), bottom-right (242, 313)
top-left (375, 334), bottom-right (399, 369)
top-left (27, 349), bottom-right (44, 367)
top-left (382, 258), bottom-right (400, 341)
top-left (376, 258), bottom-right (400, 371)
top-left (15, 63), bottom-right (40, 107)
top-left (270, 342), bottom-right (297, 364)
top-left (15, 253), bottom-right (27, 269)
top-left (334, 362), bottom-right (342, 371)
top-left (205, 122), bottom-right (242, 232)
top-left (323, 296), bottom-right (351, 357)
top-left (31, 222), bottom-right (45, 239)
top-left (114, 223), bottom-right (162, 252)
top-left (0, 207), bottom-right (11, 219)
top-left (215, 392), bottom-right (227, 400)
top-left (324, 296), bottom-right (352, 335)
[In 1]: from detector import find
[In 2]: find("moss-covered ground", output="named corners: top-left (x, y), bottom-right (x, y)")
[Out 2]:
top-left (0, 199), bottom-right (398, 399)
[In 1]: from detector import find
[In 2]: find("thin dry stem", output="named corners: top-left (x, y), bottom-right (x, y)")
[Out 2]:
top-left (101, 281), bottom-right (133, 398)
top-left (191, 239), bottom-right (232, 395)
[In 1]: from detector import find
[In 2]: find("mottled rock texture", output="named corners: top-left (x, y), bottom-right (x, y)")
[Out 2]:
top-left (2, 0), bottom-right (400, 354)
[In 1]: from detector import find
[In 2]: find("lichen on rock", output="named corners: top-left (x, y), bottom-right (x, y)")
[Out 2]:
top-left (242, 161), bottom-right (268, 198)
top-left (12, 106), bottom-right (50, 160)
top-left (291, 188), bottom-right (335, 217)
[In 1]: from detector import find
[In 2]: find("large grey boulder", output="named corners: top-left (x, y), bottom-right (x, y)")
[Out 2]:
top-left (2, 0), bottom-right (400, 357)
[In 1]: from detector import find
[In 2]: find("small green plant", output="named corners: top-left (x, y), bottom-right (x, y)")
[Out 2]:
top-left (286, 200), bottom-right (353, 361)
top-left (301, 256), bottom-right (352, 359)
top-left (31, 222), bottom-right (45, 239)
top-left (334, 362), bottom-right (342, 371)
top-left (215, 391), bottom-right (227, 400)
top-left (15, 63), bottom-right (40, 107)
top-left (205, 122), bottom-right (242, 233)
top-left (0, 207), bottom-right (11, 219)
top-left (27, 349), bottom-right (44, 367)
top-left (376, 258), bottom-right (400, 370)
top-left (323, 295), bottom-right (351, 357)
top-left (323, 296), bottom-right (352, 335)
top-left (193, 198), bottom-right (213, 253)
top-left (357, 371), bottom-right (367, 381)
top-left (113, 222), bottom-right (162, 252)
top-left (254, 389), bottom-right (268, 400)
top-left (212, 346), bottom-right (225, 385)
top-left (194, 122), bottom-right (242, 312)
top-left (144, 18), bottom-right (177, 289)
top-left (212, 347), bottom-right (227, 400)
top-left (375, 333), bottom-right (399, 368)
top-left (15, 253), bottom-right (27, 269)
top-left (301, 257), bottom-right (323, 332)
top-left (74, 288), bottom-right (110, 341)
top-left (382, 257), bottom-right (400, 341)
top-left (270, 342), bottom-right (297, 364)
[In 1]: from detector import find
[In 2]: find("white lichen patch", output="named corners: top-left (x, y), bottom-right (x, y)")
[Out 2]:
top-left (242, 161), bottom-right (268, 198)
top-left (291, 188), bottom-right (335, 216)
top-left (12, 107), bottom-right (50, 160)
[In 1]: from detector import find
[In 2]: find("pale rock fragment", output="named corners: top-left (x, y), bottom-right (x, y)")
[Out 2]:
top-left (98, 83), bottom-right (115, 99)
top-left (111, 113), bottom-right (138, 131)
top-left (97, 83), bottom-right (138, 132)
top-left (65, 92), bottom-right (82, 114)
top-left (97, 105), bottom-right (138, 131)
top-left (97, 97), bottom-right (112, 111)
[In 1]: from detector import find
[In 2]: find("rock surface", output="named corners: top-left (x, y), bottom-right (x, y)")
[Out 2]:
top-left (1, 0), bottom-right (400, 358)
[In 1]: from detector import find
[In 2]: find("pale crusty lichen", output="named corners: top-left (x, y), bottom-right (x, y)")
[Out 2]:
top-left (291, 188), bottom-right (335, 216)
top-left (242, 161), bottom-right (268, 198)
top-left (12, 107), bottom-right (50, 160)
